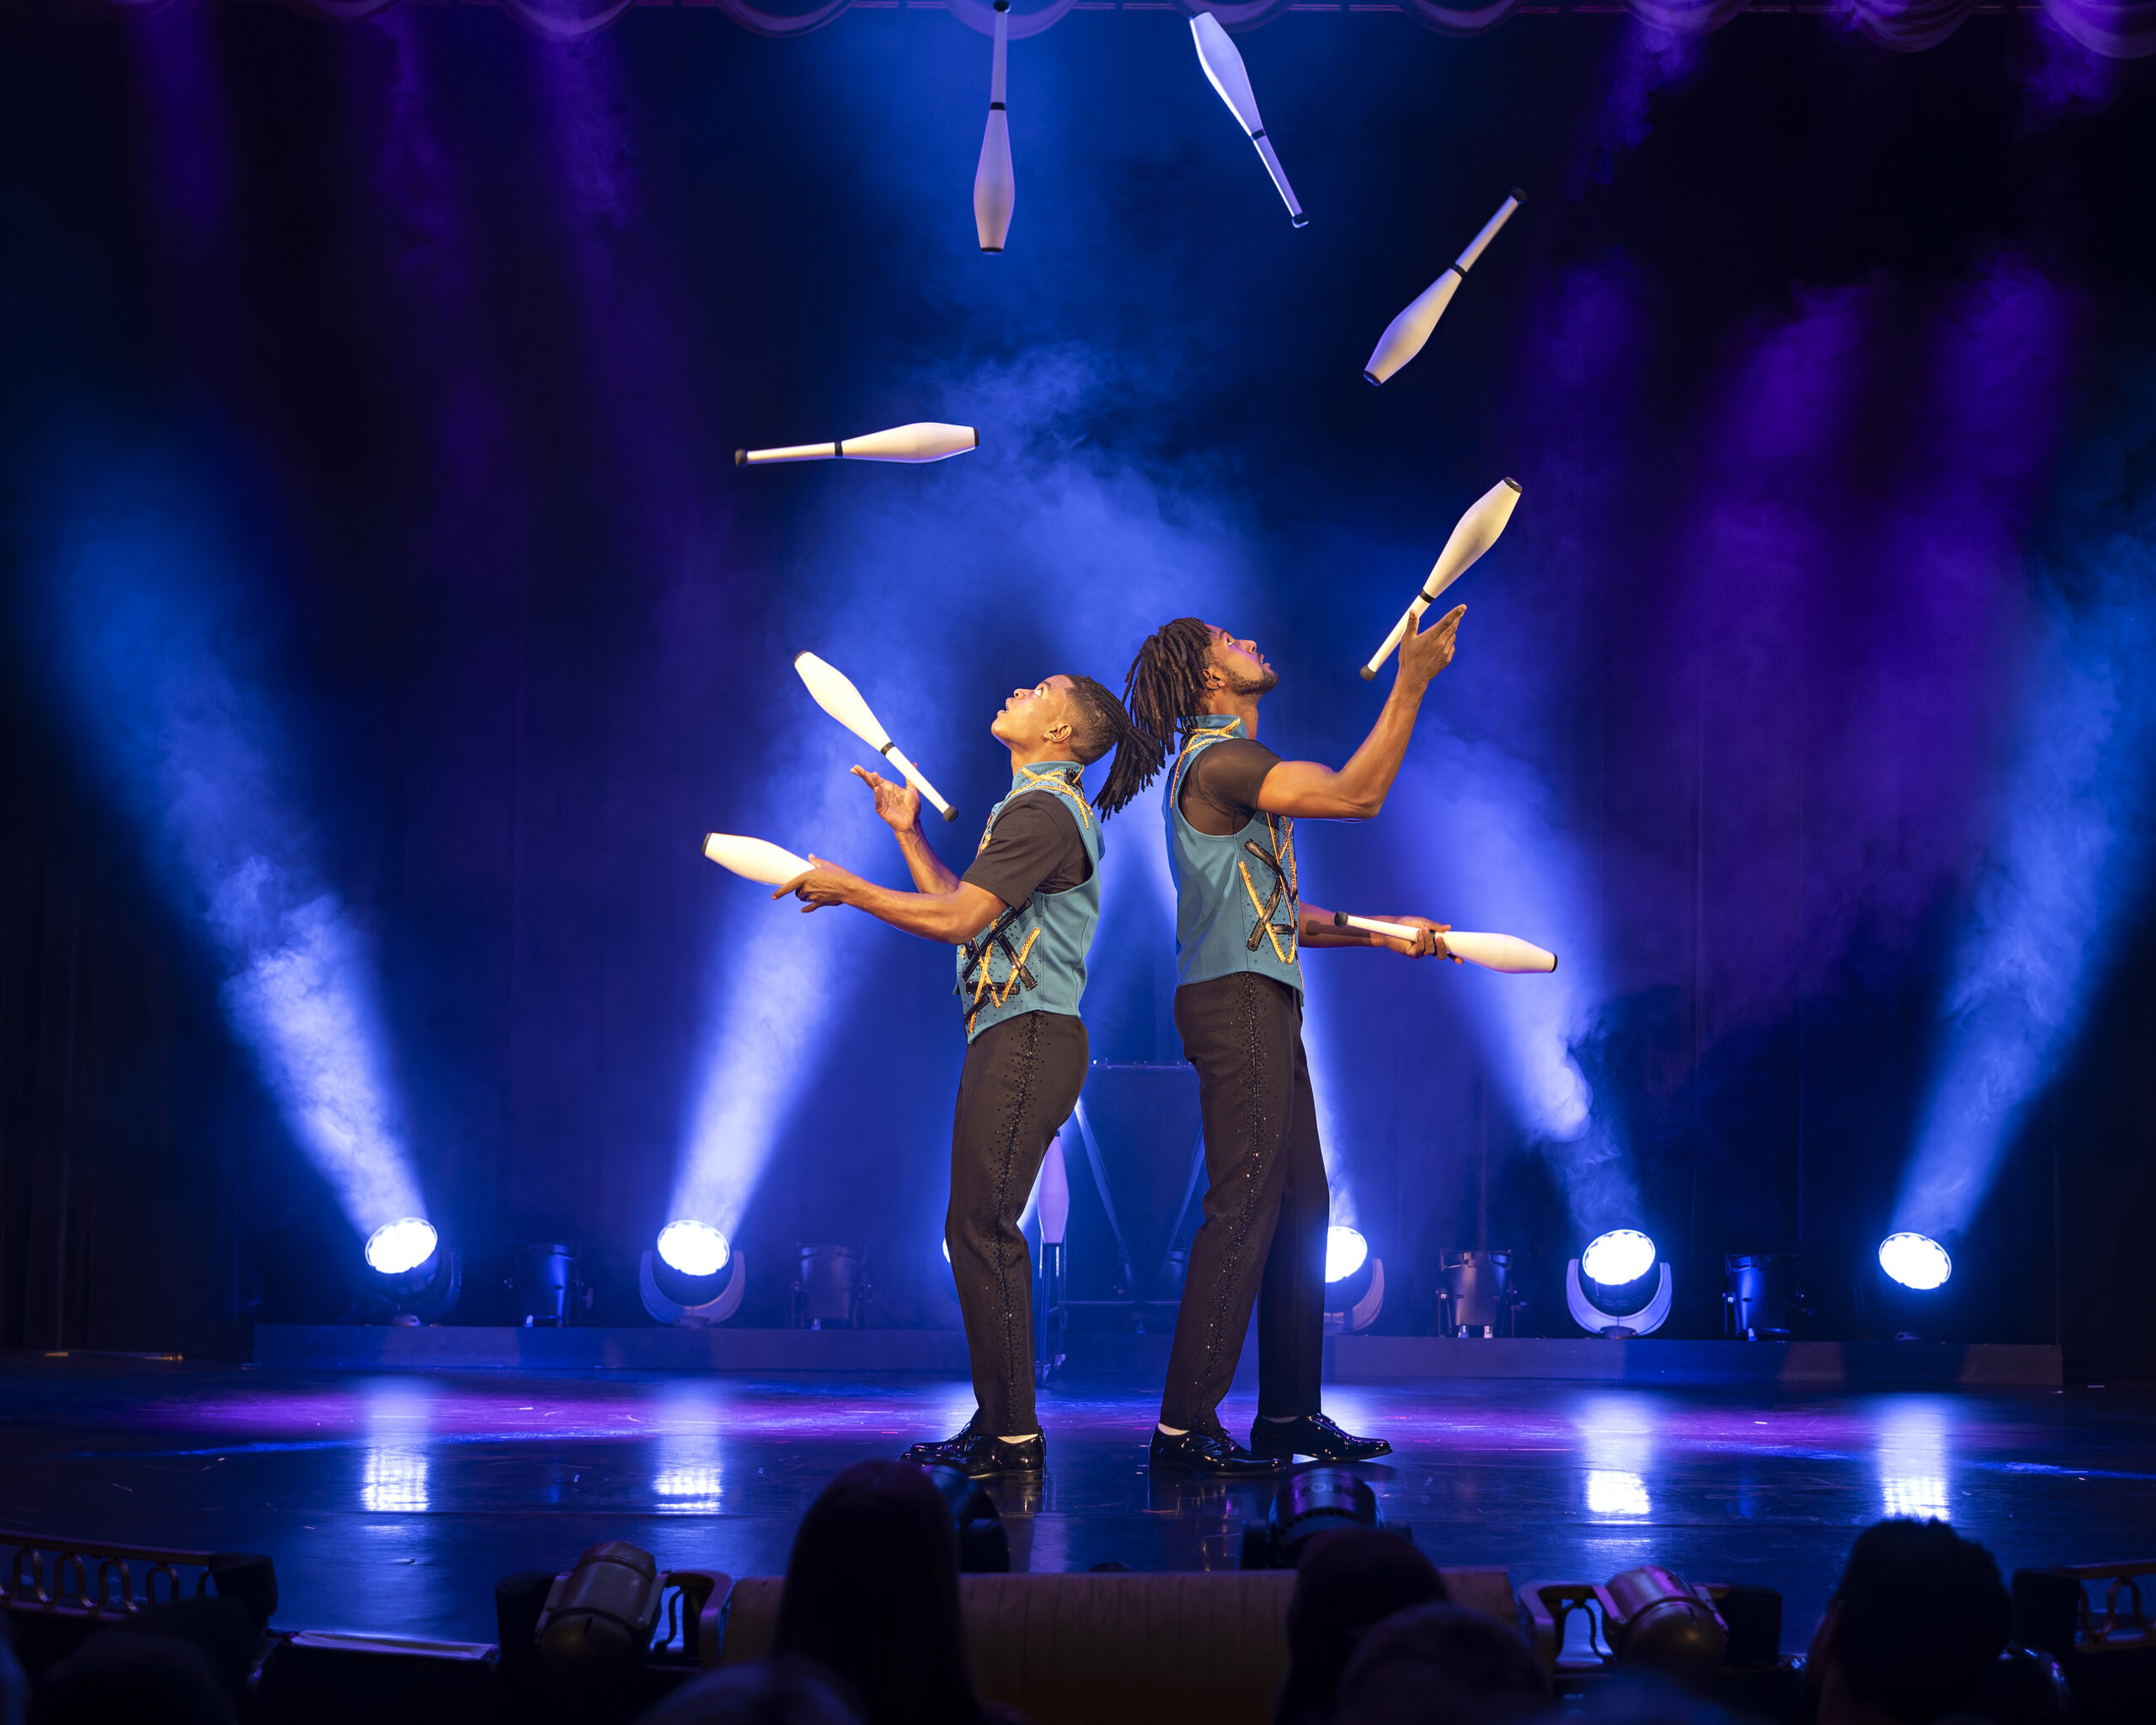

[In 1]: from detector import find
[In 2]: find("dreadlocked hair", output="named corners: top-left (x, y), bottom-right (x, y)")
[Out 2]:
top-left (1097, 617), bottom-right (1211, 815)
top-left (1059, 675), bottom-right (1156, 821)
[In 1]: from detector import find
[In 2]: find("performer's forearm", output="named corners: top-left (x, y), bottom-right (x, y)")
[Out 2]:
top-left (1298, 901), bottom-right (1378, 948)
top-left (848, 880), bottom-right (998, 945)
top-left (894, 823), bottom-right (963, 895)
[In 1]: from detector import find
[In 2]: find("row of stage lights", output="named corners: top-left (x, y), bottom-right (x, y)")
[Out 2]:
top-left (364, 1218), bottom-right (735, 1280)
top-left (357, 1215), bottom-right (1952, 1329)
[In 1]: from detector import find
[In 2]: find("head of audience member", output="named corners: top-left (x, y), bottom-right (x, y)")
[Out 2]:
top-left (1809, 1518), bottom-right (2013, 1725)
top-left (636, 1657), bottom-right (863, 1725)
top-left (1333, 1601), bottom-right (1550, 1725)
top-left (32, 1631), bottom-right (236, 1725)
top-left (1273, 1527), bottom-right (1448, 1725)
top-left (771, 1460), bottom-right (984, 1725)
top-left (115, 1596), bottom-right (258, 1714)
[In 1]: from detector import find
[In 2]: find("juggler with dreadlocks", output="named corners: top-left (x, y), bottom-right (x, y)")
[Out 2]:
top-left (781, 675), bottom-right (1148, 1479)
top-left (1102, 603), bottom-right (1467, 1475)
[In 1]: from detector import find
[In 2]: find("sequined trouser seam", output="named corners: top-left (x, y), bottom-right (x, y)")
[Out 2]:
top-left (947, 1009), bottom-right (1088, 1436)
top-left (1160, 971), bottom-right (1328, 1431)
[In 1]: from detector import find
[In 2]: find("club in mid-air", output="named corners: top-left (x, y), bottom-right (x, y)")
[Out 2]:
top-left (1188, 13), bottom-right (1306, 229)
top-left (1362, 477), bottom-right (1521, 681)
top-left (1364, 190), bottom-right (1524, 386)
top-left (792, 651), bottom-right (959, 822)
top-left (974, 0), bottom-right (1015, 252)
top-left (736, 424), bottom-right (979, 467)
top-left (703, 833), bottom-right (816, 887)
top-left (1332, 912), bottom-right (1557, 974)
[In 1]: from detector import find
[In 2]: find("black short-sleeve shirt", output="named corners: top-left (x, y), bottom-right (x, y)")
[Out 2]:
top-left (960, 792), bottom-right (1091, 911)
top-left (1178, 737), bottom-right (1282, 837)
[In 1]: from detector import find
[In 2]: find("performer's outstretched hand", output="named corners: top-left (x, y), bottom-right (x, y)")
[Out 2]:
top-left (1396, 602), bottom-right (1466, 691)
top-left (852, 764), bottom-right (923, 831)
top-left (775, 856), bottom-right (866, 912)
top-left (1376, 915), bottom-right (1452, 959)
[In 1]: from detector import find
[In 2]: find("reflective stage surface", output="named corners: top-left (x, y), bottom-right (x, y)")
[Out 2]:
top-left (3, 1358), bottom-right (2150, 1651)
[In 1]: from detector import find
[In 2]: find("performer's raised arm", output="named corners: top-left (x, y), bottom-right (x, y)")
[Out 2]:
top-left (852, 764), bottom-right (963, 895)
top-left (1254, 602), bottom-right (1465, 820)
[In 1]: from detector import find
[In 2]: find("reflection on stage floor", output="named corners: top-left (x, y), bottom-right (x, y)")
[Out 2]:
top-left (2, 1356), bottom-right (2148, 1653)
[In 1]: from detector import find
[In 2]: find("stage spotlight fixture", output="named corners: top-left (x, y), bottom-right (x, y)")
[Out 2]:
top-left (1322, 1235), bottom-right (1385, 1336)
top-left (1582, 1229), bottom-right (1657, 1286)
top-left (1878, 1231), bottom-right (1952, 1291)
top-left (535, 1541), bottom-right (663, 1702)
top-left (1723, 1252), bottom-right (1804, 1339)
top-left (1438, 1249), bottom-right (1518, 1338)
top-left (360, 1219), bottom-right (460, 1323)
top-left (1567, 1229), bottom-right (1673, 1338)
top-left (1595, 1565), bottom-right (1727, 1677)
top-left (657, 1220), bottom-right (729, 1278)
top-left (793, 1244), bottom-right (867, 1329)
top-left (513, 1242), bottom-right (583, 1327)
top-left (1240, 1466), bottom-right (1412, 1570)
top-left (639, 1234), bottom-right (746, 1327)
top-left (1325, 1226), bottom-right (1369, 1282)
top-left (365, 1218), bottom-right (438, 1277)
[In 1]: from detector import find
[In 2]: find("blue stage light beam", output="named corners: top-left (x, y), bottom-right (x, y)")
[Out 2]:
top-left (671, 723), bottom-right (885, 1243)
top-left (1395, 731), bottom-right (1636, 1240)
top-left (1896, 435), bottom-right (2156, 1244)
top-left (31, 462), bottom-right (428, 1239)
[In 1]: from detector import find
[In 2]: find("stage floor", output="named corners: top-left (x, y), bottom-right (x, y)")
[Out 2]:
top-left (3, 1356), bottom-right (2150, 1654)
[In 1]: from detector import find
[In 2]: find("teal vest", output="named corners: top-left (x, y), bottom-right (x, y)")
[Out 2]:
top-left (954, 762), bottom-right (1104, 1042)
top-left (1165, 715), bottom-right (1303, 993)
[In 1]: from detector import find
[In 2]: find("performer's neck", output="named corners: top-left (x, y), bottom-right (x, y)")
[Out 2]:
top-left (1006, 741), bottom-right (1077, 772)
top-left (1199, 689), bottom-right (1262, 740)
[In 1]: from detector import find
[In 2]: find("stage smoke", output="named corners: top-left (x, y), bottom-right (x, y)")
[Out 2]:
top-left (1394, 732), bottom-right (1635, 1240)
top-left (30, 459), bottom-right (429, 1242)
top-left (671, 729), bottom-right (875, 1242)
top-left (1895, 374), bottom-right (2156, 1244)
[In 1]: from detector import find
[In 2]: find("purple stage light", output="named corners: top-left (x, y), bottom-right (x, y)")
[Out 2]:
top-left (657, 1220), bottom-right (729, 1278)
top-left (1324, 1226), bottom-right (1368, 1284)
top-left (365, 1219), bottom-right (440, 1278)
top-left (1876, 1231), bottom-right (1951, 1293)
top-left (35, 467), bottom-right (430, 1246)
top-left (1894, 280), bottom-right (2149, 1248)
top-left (1581, 1229), bottom-right (1657, 1288)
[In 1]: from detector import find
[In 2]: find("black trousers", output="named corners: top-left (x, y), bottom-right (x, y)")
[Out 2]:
top-left (947, 1009), bottom-right (1089, 1436)
top-left (1160, 971), bottom-right (1328, 1431)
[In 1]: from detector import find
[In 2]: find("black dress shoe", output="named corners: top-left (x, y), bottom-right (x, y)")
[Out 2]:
top-left (1149, 1424), bottom-right (1284, 1477)
top-left (1249, 1412), bottom-right (1393, 1462)
top-left (945, 1430), bottom-right (1046, 1479)
top-left (901, 1413), bottom-right (981, 1465)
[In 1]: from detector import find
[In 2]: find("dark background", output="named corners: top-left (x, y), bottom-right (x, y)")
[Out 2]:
top-left (2, 2), bottom-right (2151, 1370)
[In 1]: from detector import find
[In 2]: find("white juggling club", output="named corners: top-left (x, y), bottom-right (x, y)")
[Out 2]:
top-left (736, 424), bottom-right (979, 467)
top-left (1361, 477), bottom-right (1521, 681)
top-left (792, 650), bottom-right (959, 823)
top-left (1332, 913), bottom-right (1557, 974)
top-left (703, 833), bottom-right (816, 887)
top-left (1364, 189), bottom-right (1524, 386)
top-left (974, 0), bottom-right (1015, 252)
top-left (1189, 13), bottom-right (1306, 229)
